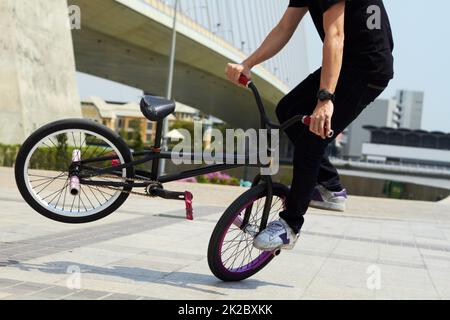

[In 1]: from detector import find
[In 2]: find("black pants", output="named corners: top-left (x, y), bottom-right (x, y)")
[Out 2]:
top-left (276, 68), bottom-right (388, 233)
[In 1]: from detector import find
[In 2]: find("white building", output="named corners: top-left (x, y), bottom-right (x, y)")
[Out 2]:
top-left (342, 98), bottom-right (399, 159)
top-left (396, 90), bottom-right (424, 130)
top-left (362, 126), bottom-right (450, 168)
top-left (342, 89), bottom-right (425, 159)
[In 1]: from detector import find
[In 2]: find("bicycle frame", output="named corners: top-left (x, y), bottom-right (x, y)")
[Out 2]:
top-left (79, 146), bottom-right (267, 188)
top-left (78, 76), bottom-right (276, 189)
top-left (76, 75), bottom-right (308, 229)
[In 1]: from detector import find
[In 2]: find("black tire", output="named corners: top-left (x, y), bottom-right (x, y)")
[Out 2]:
top-left (208, 183), bottom-right (289, 282)
top-left (15, 119), bottom-right (135, 224)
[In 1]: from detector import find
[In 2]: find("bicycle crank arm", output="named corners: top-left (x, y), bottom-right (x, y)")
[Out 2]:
top-left (149, 187), bottom-right (194, 220)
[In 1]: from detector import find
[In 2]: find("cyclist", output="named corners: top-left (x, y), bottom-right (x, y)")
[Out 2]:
top-left (225, 0), bottom-right (394, 251)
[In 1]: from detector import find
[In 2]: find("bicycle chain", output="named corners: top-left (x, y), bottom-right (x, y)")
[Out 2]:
top-left (90, 175), bottom-right (161, 198)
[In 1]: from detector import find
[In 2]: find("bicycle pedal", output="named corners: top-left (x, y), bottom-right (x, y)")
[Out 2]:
top-left (184, 191), bottom-right (194, 221)
top-left (273, 249), bottom-right (282, 257)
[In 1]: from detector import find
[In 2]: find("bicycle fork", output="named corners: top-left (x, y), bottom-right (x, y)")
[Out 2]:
top-left (235, 174), bottom-right (274, 235)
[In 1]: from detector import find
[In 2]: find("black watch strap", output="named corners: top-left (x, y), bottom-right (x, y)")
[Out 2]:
top-left (317, 89), bottom-right (336, 102)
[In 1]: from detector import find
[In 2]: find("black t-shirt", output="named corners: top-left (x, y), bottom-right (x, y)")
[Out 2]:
top-left (289, 0), bottom-right (394, 83)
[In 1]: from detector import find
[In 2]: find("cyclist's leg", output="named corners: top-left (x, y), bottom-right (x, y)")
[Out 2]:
top-left (275, 68), bottom-right (320, 143)
top-left (317, 154), bottom-right (344, 192)
top-left (280, 71), bottom-right (388, 233)
top-left (276, 68), bottom-right (344, 192)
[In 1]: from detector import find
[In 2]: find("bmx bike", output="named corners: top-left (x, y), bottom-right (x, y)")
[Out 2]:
top-left (14, 75), bottom-right (332, 281)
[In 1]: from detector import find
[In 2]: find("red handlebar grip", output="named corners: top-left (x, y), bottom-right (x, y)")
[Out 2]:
top-left (302, 116), bottom-right (334, 138)
top-left (239, 74), bottom-right (251, 87)
top-left (302, 116), bottom-right (311, 126)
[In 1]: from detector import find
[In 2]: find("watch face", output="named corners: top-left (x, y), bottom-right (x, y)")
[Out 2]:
top-left (318, 90), bottom-right (334, 101)
top-left (318, 91), bottom-right (327, 100)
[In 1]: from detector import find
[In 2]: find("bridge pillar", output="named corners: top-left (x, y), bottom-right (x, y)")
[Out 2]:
top-left (0, 0), bottom-right (82, 144)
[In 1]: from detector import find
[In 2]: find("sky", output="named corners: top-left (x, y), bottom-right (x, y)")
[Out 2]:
top-left (77, 0), bottom-right (450, 132)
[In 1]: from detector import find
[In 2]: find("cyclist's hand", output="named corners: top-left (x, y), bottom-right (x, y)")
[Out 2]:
top-left (225, 63), bottom-right (251, 86)
top-left (310, 100), bottom-right (334, 139)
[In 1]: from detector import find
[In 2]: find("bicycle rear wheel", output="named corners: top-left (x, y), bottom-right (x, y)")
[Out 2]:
top-left (15, 119), bottom-right (135, 224)
top-left (208, 183), bottom-right (289, 281)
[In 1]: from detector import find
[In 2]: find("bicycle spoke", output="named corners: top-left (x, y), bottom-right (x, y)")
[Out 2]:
top-left (47, 136), bottom-right (58, 149)
top-left (223, 240), bottom-right (242, 268)
top-left (35, 173), bottom-right (67, 195)
top-left (220, 194), bottom-right (286, 273)
top-left (62, 179), bottom-right (69, 211)
top-left (71, 131), bottom-right (78, 150)
top-left (70, 194), bottom-right (76, 212)
top-left (42, 183), bottom-right (69, 203)
top-left (80, 186), bottom-right (95, 210)
top-left (85, 184), bottom-right (103, 206)
top-left (229, 235), bottom-right (249, 269)
top-left (54, 178), bottom-right (69, 209)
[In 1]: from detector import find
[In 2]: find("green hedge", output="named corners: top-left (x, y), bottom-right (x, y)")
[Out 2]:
top-left (0, 144), bottom-right (20, 167)
top-left (0, 144), bottom-right (108, 171)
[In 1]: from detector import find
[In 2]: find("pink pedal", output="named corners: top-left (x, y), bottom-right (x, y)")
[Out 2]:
top-left (184, 191), bottom-right (194, 221)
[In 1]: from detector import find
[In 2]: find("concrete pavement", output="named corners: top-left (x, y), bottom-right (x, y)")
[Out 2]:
top-left (1, 166), bottom-right (450, 300)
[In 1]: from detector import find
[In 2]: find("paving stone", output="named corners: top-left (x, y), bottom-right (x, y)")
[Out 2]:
top-left (100, 293), bottom-right (144, 300)
top-left (62, 289), bottom-right (113, 300)
top-left (0, 278), bottom-right (22, 289)
top-left (3, 282), bottom-right (51, 296)
top-left (0, 166), bottom-right (449, 300)
top-left (29, 286), bottom-right (81, 300)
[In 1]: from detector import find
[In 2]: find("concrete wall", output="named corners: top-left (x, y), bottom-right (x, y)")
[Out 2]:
top-left (0, 0), bottom-right (82, 145)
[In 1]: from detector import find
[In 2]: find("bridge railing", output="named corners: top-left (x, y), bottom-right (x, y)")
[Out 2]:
top-left (142, 0), bottom-right (294, 88)
top-left (144, 0), bottom-right (246, 60)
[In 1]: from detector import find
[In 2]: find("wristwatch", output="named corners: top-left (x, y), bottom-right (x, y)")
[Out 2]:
top-left (317, 89), bottom-right (336, 102)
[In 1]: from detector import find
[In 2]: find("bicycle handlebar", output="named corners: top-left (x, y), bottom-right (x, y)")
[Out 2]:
top-left (238, 74), bottom-right (252, 87)
top-left (238, 74), bottom-right (334, 138)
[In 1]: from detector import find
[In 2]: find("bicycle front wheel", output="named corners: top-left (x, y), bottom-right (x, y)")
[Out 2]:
top-left (15, 119), bottom-right (135, 224)
top-left (208, 183), bottom-right (289, 282)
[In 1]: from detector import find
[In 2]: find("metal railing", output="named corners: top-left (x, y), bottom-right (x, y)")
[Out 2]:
top-left (141, 0), bottom-right (300, 88)
top-left (330, 157), bottom-right (450, 179)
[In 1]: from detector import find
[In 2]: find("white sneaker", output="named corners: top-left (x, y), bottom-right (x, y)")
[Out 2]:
top-left (309, 185), bottom-right (347, 212)
top-left (253, 219), bottom-right (299, 251)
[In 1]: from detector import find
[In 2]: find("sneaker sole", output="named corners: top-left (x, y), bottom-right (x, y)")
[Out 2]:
top-left (253, 243), bottom-right (296, 252)
top-left (310, 200), bottom-right (346, 212)
top-left (253, 236), bottom-right (299, 252)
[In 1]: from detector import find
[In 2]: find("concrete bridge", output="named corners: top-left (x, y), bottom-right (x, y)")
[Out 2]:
top-left (0, 0), bottom-right (301, 145)
top-left (70, 0), bottom-right (291, 130)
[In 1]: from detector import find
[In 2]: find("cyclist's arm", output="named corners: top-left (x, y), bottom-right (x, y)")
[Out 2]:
top-left (310, 1), bottom-right (346, 139)
top-left (226, 7), bottom-right (307, 84)
top-left (243, 7), bottom-right (308, 69)
top-left (320, 2), bottom-right (345, 94)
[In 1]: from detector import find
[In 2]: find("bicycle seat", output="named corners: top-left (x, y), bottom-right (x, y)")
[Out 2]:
top-left (140, 95), bottom-right (176, 121)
